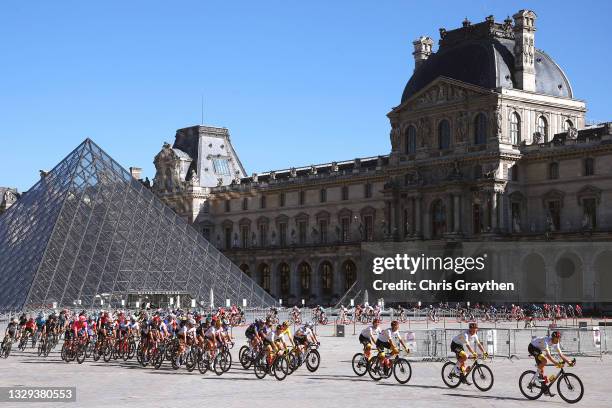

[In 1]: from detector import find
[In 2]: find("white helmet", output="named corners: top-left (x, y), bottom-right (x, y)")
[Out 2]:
top-left (13, 318), bottom-right (18, 324)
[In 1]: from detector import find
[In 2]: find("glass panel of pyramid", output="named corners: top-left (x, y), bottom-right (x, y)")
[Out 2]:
top-left (0, 139), bottom-right (277, 310)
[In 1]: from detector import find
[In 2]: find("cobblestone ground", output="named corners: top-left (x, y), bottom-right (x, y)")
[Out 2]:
top-left (0, 321), bottom-right (610, 408)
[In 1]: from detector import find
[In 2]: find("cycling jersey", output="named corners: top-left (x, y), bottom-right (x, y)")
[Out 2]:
top-left (294, 326), bottom-right (313, 338)
top-left (378, 328), bottom-right (400, 343)
top-left (360, 325), bottom-right (381, 339)
top-left (530, 336), bottom-right (561, 354)
top-left (451, 330), bottom-right (479, 346)
top-left (204, 326), bottom-right (218, 339)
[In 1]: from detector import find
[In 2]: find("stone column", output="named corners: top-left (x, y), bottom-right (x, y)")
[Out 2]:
top-left (333, 259), bottom-right (342, 300)
top-left (453, 194), bottom-right (461, 233)
top-left (414, 196), bottom-right (423, 237)
top-left (387, 200), bottom-right (395, 237)
top-left (393, 198), bottom-right (400, 240)
top-left (498, 192), bottom-right (506, 233)
top-left (491, 191), bottom-right (498, 231)
top-left (311, 261), bottom-right (321, 304)
top-left (290, 261), bottom-right (301, 306)
top-left (269, 261), bottom-right (278, 299)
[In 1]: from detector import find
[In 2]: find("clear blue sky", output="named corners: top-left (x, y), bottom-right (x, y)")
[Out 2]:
top-left (1, 1), bottom-right (611, 192)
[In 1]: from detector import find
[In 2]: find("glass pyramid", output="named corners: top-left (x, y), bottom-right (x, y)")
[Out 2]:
top-left (0, 139), bottom-right (277, 311)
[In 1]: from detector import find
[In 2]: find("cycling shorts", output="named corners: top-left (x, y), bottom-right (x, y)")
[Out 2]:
top-left (450, 341), bottom-right (465, 357)
top-left (528, 343), bottom-right (546, 364)
top-left (375, 339), bottom-right (391, 351)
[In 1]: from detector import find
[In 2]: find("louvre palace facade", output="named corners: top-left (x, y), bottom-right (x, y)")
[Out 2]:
top-left (151, 10), bottom-right (612, 307)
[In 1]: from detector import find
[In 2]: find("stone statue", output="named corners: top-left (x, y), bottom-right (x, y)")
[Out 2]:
top-left (290, 229), bottom-right (296, 245)
top-left (567, 126), bottom-right (579, 140)
top-left (310, 165), bottom-right (317, 175)
top-left (269, 171), bottom-right (276, 180)
top-left (419, 118), bottom-right (431, 148)
top-left (331, 162), bottom-right (339, 172)
top-left (251, 232), bottom-right (257, 247)
top-left (270, 231), bottom-right (276, 246)
top-left (532, 131), bottom-right (542, 145)
top-left (216, 234), bottom-right (221, 247)
top-left (456, 112), bottom-right (468, 142)
top-left (290, 167), bottom-right (297, 178)
top-left (190, 170), bottom-right (199, 186)
top-left (545, 212), bottom-right (555, 232)
top-left (335, 225), bottom-right (341, 241)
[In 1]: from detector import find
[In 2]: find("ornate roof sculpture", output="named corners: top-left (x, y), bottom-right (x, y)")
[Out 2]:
top-left (0, 139), bottom-right (277, 310)
top-left (400, 13), bottom-right (573, 104)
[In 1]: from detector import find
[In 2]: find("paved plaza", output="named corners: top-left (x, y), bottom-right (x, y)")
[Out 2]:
top-left (0, 321), bottom-right (610, 407)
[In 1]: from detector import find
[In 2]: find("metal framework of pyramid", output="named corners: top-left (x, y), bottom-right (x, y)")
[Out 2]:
top-left (0, 139), bottom-right (277, 311)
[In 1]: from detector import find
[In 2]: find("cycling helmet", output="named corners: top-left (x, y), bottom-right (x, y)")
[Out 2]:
top-left (79, 315), bottom-right (87, 322)
top-left (468, 322), bottom-right (478, 329)
top-left (304, 322), bottom-right (313, 329)
top-left (551, 330), bottom-right (561, 339)
top-left (188, 319), bottom-right (196, 326)
top-left (276, 324), bottom-right (283, 331)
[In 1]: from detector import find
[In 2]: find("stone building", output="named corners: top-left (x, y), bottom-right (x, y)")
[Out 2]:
top-left (152, 10), bottom-right (612, 308)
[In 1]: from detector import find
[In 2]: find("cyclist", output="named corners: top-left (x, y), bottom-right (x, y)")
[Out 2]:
top-left (528, 331), bottom-right (574, 395)
top-left (23, 317), bottom-right (36, 345)
top-left (450, 322), bottom-right (487, 384)
top-left (176, 318), bottom-right (196, 366)
top-left (359, 318), bottom-right (381, 360)
top-left (294, 322), bottom-right (318, 352)
top-left (3, 318), bottom-right (19, 346)
top-left (276, 321), bottom-right (294, 351)
top-left (35, 313), bottom-right (46, 343)
top-left (376, 320), bottom-right (409, 362)
top-left (245, 319), bottom-right (264, 350)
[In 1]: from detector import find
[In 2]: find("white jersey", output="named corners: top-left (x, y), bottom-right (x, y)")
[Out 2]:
top-left (452, 330), bottom-right (479, 346)
top-left (530, 336), bottom-right (561, 354)
top-left (378, 328), bottom-right (400, 343)
top-left (205, 326), bottom-right (219, 339)
top-left (295, 326), bottom-right (313, 338)
top-left (263, 328), bottom-right (276, 342)
top-left (360, 325), bottom-right (381, 339)
top-left (179, 326), bottom-right (196, 336)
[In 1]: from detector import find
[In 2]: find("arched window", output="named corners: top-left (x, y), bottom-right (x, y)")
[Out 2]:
top-left (438, 120), bottom-right (451, 150)
top-left (509, 112), bottom-right (521, 145)
top-left (564, 119), bottom-right (574, 131)
top-left (474, 113), bottom-right (487, 145)
top-left (258, 263), bottom-right (270, 292)
top-left (299, 262), bottom-right (311, 293)
top-left (405, 125), bottom-right (417, 154)
top-left (343, 260), bottom-right (357, 291)
top-left (431, 199), bottom-right (446, 238)
top-left (278, 263), bottom-right (290, 295)
top-left (320, 262), bottom-right (333, 292)
top-left (537, 116), bottom-right (548, 143)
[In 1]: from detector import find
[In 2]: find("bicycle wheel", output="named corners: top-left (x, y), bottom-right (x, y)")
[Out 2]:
top-left (305, 349), bottom-right (320, 372)
top-left (351, 353), bottom-right (368, 377)
top-left (213, 352), bottom-right (227, 376)
top-left (185, 350), bottom-right (196, 372)
top-left (273, 356), bottom-right (288, 381)
top-left (76, 346), bottom-right (86, 364)
top-left (393, 358), bottom-right (412, 384)
top-left (222, 349), bottom-right (232, 372)
top-left (197, 351), bottom-right (210, 374)
top-left (253, 355), bottom-right (268, 379)
top-left (441, 362), bottom-right (461, 388)
top-left (367, 358), bottom-right (383, 381)
top-left (239, 349), bottom-right (253, 369)
top-left (472, 364), bottom-right (494, 391)
top-left (557, 373), bottom-right (584, 404)
top-left (518, 370), bottom-right (544, 400)
top-left (103, 344), bottom-right (113, 363)
top-left (238, 345), bottom-right (248, 363)
top-left (38, 342), bottom-right (44, 356)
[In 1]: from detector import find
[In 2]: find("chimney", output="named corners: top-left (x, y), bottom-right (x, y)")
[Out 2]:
top-left (513, 9), bottom-right (537, 92)
top-left (129, 167), bottom-right (142, 180)
top-left (412, 36), bottom-right (434, 72)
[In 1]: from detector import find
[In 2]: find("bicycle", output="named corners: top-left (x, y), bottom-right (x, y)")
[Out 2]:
top-left (1, 336), bottom-right (14, 358)
top-left (519, 358), bottom-right (583, 404)
top-left (366, 346), bottom-right (412, 384)
top-left (441, 354), bottom-right (494, 391)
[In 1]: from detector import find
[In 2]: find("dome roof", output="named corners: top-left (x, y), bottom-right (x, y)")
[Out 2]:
top-left (401, 30), bottom-right (572, 104)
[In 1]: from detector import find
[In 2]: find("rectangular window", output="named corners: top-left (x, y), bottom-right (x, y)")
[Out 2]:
top-left (341, 217), bottom-right (350, 242)
top-left (511, 165), bottom-right (519, 181)
top-left (320, 188), bottom-right (327, 203)
top-left (364, 215), bottom-right (374, 241)
top-left (584, 158), bottom-right (594, 176)
top-left (258, 224), bottom-right (268, 246)
top-left (279, 223), bottom-right (287, 247)
top-left (549, 163), bottom-right (559, 180)
top-left (260, 195), bottom-right (266, 209)
top-left (583, 198), bottom-right (597, 229)
top-left (547, 201), bottom-right (561, 231)
top-left (299, 191), bottom-right (305, 205)
top-left (341, 186), bottom-right (349, 201)
top-left (319, 219), bottom-right (328, 244)
top-left (242, 198), bottom-right (248, 211)
top-left (212, 158), bottom-right (231, 176)
top-left (364, 183), bottom-right (372, 198)
top-left (279, 192), bottom-right (286, 207)
top-left (298, 221), bottom-right (307, 244)
top-left (225, 200), bottom-right (231, 213)
top-left (240, 225), bottom-right (249, 248)
top-left (224, 227), bottom-right (232, 249)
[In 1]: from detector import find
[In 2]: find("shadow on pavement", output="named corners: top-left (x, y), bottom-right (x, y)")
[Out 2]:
top-left (443, 393), bottom-right (527, 402)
